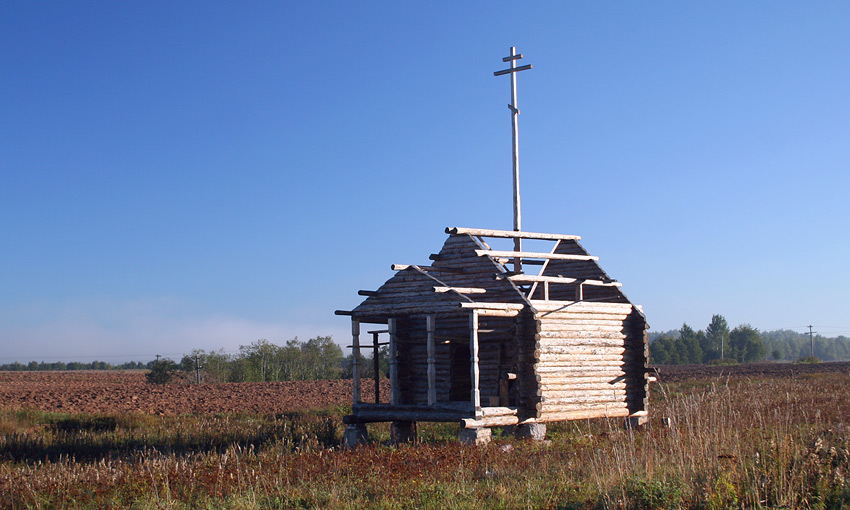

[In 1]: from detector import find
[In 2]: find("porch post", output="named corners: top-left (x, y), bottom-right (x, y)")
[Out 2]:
top-left (426, 315), bottom-right (436, 406)
top-left (388, 318), bottom-right (399, 405)
top-left (470, 310), bottom-right (482, 418)
top-left (352, 319), bottom-right (361, 405)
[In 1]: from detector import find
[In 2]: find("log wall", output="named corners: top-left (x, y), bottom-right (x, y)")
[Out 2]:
top-left (532, 301), bottom-right (647, 422)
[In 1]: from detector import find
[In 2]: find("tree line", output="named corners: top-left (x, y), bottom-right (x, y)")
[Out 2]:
top-left (650, 314), bottom-right (850, 365)
top-left (0, 360), bottom-right (150, 371)
top-left (172, 336), bottom-right (388, 383)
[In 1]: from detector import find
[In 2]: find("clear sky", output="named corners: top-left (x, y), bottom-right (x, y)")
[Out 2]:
top-left (2, 2), bottom-right (849, 363)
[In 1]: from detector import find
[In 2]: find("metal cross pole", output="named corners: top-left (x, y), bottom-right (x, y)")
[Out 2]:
top-left (494, 47), bottom-right (532, 274)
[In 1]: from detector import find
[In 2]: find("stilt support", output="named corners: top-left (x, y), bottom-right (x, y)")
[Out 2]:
top-left (391, 421), bottom-right (417, 444)
top-left (516, 423), bottom-right (547, 441)
top-left (625, 415), bottom-right (648, 430)
top-left (459, 427), bottom-right (491, 445)
top-left (343, 424), bottom-right (368, 448)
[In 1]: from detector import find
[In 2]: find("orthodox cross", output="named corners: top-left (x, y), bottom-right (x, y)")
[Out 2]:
top-left (494, 47), bottom-right (532, 273)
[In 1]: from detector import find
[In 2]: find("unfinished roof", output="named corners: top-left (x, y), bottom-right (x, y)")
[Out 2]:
top-left (344, 227), bottom-right (635, 322)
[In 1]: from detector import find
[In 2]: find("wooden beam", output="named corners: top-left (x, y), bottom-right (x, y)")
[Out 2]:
top-left (459, 302), bottom-right (525, 311)
top-left (470, 310), bottom-right (482, 419)
top-left (426, 315), bottom-right (436, 406)
top-left (446, 227), bottom-right (581, 241)
top-left (391, 264), bottom-right (466, 272)
top-left (388, 318), bottom-right (399, 406)
top-left (351, 319), bottom-right (361, 405)
top-left (433, 286), bottom-right (487, 294)
top-left (475, 249), bottom-right (598, 262)
top-left (502, 274), bottom-right (622, 287)
top-left (358, 290), bottom-right (379, 297)
top-left (335, 310), bottom-right (353, 316)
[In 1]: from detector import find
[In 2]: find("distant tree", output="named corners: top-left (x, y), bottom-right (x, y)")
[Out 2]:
top-left (650, 335), bottom-right (679, 365)
top-left (705, 314), bottom-right (730, 361)
top-left (145, 359), bottom-right (178, 384)
top-left (240, 339), bottom-right (279, 381)
top-left (729, 324), bottom-right (766, 363)
top-left (679, 323), bottom-right (704, 364)
top-left (303, 336), bottom-right (343, 379)
top-left (772, 349), bottom-right (782, 360)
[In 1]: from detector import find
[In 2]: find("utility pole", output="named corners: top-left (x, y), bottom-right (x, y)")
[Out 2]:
top-left (494, 47), bottom-right (532, 274)
top-left (155, 354), bottom-right (161, 363)
top-left (807, 325), bottom-right (817, 358)
top-left (194, 354), bottom-right (202, 384)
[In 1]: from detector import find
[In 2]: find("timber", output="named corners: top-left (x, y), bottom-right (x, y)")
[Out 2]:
top-left (476, 249), bottom-right (599, 262)
top-left (341, 226), bottom-right (649, 441)
top-left (447, 227), bottom-right (581, 241)
top-left (503, 274), bottom-right (621, 287)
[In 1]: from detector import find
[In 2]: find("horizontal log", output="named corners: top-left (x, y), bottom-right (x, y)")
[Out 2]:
top-left (461, 415), bottom-right (520, 428)
top-left (535, 325), bottom-right (629, 334)
top-left (537, 400), bottom-right (629, 413)
top-left (391, 264), bottom-right (467, 273)
top-left (476, 249), bottom-right (599, 262)
top-left (539, 391), bottom-right (627, 403)
top-left (535, 370), bottom-right (627, 381)
top-left (538, 385), bottom-right (629, 398)
top-left (505, 274), bottom-right (621, 287)
top-left (446, 227), bottom-right (582, 241)
top-left (535, 343), bottom-right (628, 354)
top-left (538, 376), bottom-right (628, 387)
top-left (536, 407), bottom-right (631, 422)
top-left (535, 332), bottom-right (628, 342)
top-left (537, 354), bottom-right (626, 364)
top-left (534, 302), bottom-right (634, 314)
top-left (537, 318), bottom-right (637, 328)
top-left (434, 286), bottom-right (487, 294)
top-left (480, 406), bottom-right (519, 418)
top-left (459, 302), bottom-right (525, 311)
top-left (535, 354), bottom-right (630, 364)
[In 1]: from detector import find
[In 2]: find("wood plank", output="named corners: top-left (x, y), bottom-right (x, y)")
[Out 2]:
top-left (536, 407), bottom-right (631, 422)
top-left (476, 249), bottom-right (599, 262)
top-left (459, 302), bottom-right (525, 311)
top-left (446, 227), bottom-right (581, 241)
top-left (505, 274), bottom-right (621, 287)
top-left (434, 286), bottom-right (487, 294)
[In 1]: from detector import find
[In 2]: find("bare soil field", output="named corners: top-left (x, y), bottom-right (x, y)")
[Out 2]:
top-left (652, 360), bottom-right (850, 382)
top-left (1, 362), bottom-right (848, 415)
top-left (0, 371), bottom-right (390, 414)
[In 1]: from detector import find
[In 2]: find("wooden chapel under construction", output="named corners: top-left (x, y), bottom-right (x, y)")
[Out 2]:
top-left (336, 227), bottom-right (650, 444)
top-left (336, 48), bottom-right (650, 445)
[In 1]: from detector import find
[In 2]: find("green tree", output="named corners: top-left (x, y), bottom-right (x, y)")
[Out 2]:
top-left (303, 336), bottom-right (343, 379)
top-left (679, 323), bottom-right (704, 364)
top-left (729, 324), bottom-right (766, 363)
top-left (240, 339), bottom-right (279, 381)
top-left (705, 314), bottom-right (730, 361)
top-left (145, 359), bottom-right (178, 384)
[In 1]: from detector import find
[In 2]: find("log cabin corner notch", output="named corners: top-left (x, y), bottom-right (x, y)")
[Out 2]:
top-left (336, 226), bottom-right (650, 444)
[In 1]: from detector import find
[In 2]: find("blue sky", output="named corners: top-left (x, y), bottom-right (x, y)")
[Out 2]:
top-left (2, 2), bottom-right (849, 362)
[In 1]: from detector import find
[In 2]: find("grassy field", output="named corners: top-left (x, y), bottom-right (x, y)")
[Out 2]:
top-left (1, 373), bottom-right (849, 509)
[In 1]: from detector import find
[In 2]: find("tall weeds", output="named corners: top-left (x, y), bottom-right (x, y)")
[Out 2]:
top-left (1, 373), bottom-right (848, 509)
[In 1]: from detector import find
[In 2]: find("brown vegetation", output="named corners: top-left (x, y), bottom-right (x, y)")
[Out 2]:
top-left (1, 366), bottom-right (849, 508)
top-left (0, 371), bottom-right (389, 414)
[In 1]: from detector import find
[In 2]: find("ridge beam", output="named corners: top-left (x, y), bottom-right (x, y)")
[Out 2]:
top-left (475, 249), bottom-right (598, 262)
top-left (501, 275), bottom-right (621, 287)
top-left (447, 227), bottom-right (581, 241)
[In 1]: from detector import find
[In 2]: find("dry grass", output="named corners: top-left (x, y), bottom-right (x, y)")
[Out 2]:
top-left (1, 373), bottom-right (849, 509)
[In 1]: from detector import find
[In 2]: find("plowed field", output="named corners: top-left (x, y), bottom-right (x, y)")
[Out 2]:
top-left (652, 360), bottom-right (850, 382)
top-left (0, 371), bottom-right (389, 414)
top-left (2, 362), bottom-right (848, 415)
